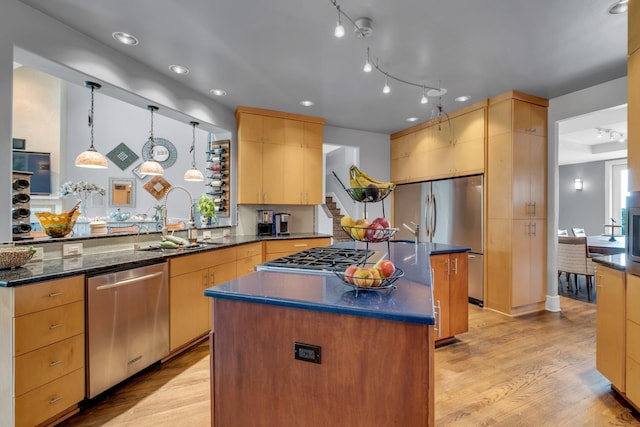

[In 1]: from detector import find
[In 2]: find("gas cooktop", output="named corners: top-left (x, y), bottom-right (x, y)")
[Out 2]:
top-left (261, 247), bottom-right (375, 273)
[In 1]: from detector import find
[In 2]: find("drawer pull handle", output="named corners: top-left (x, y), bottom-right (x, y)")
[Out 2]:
top-left (49, 323), bottom-right (63, 330)
top-left (49, 360), bottom-right (62, 367)
top-left (49, 292), bottom-right (63, 297)
top-left (293, 244), bottom-right (308, 247)
top-left (49, 396), bottom-right (63, 404)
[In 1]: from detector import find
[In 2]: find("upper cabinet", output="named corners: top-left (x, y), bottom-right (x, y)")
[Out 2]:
top-left (390, 102), bottom-right (486, 184)
top-left (236, 107), bottom-right (325, 205)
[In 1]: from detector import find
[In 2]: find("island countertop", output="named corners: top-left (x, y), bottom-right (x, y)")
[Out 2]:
top-left (205, 241), bottom-right (470, 325)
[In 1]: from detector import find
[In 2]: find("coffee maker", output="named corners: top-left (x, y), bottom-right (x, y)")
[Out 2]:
top-left (273, 212), bottom-right (290, 236)
top-left (257, 210), bottom-right (274, 236)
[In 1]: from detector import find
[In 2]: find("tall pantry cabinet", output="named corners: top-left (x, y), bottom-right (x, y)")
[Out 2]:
top-left (486, 91), bottom-right (548, 316)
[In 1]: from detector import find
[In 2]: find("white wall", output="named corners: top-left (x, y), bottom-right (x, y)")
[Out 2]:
top-left (546, 76), bottom-right (628, 311)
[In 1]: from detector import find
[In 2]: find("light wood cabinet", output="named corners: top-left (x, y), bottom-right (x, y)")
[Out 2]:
top-left (236, 107), bottom-right (325, 205)
top-left (1, 275), bottom-right (86, 427)
top-left (486, 91), bottom-right (548, 316)
top-left (263, 237), bottom-right (332, 262)
top-left (595, 266), bottom-right (626, 391)
top-left (627, 273), bottom-right (640, 407)
top-left (431, 252), bottom-right (469, 342)
top-left (237, 242), bottom-right (263, 278)
top-left (169, 247), bottom-right (236, 352)
top-left (390, 103), bottom-right (486, 184)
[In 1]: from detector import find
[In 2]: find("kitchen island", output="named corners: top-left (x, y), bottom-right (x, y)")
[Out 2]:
top-left (205, 241), bottom-right (468, 427)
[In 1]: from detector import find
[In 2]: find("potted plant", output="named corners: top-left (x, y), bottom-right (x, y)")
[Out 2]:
top-left (196, 194), bottom-right (217, 226)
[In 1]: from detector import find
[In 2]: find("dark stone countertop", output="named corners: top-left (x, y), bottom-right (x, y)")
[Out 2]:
top-left (0, 233), bottom-right (331, 287)
top-left (204, 241), bottom-right (470, 325)
top-left (592, 254), bottom-right (626, 272)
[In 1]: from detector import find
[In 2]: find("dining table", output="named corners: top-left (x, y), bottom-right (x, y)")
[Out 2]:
top-left (587, 235), bottom-right (626, 256)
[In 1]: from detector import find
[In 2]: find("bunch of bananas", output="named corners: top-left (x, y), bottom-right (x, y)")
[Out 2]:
top-left (348, 165), bottom-right (395, 202)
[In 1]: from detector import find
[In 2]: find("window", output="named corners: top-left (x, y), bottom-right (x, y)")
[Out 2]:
top-left (605, 158), bottom-right (628, 235)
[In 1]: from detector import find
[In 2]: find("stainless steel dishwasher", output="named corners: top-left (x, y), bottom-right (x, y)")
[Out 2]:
top-left (86, 262), bottom-right (169, 398)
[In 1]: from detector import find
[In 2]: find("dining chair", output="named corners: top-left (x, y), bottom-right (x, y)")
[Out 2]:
top-left (572, 227), bottom-right (586, 237)
top-left (558, 229), bottom-right (569, 236)
top-left (557, 236), bottom-right (596, 302)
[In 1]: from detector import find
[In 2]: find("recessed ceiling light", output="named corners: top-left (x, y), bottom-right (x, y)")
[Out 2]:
top-left (406, 117), bottom-right (419, 122)
top-left (210, 89), bottom-right (227, 97)
top-left (454, 95), bottom-right (471, 102)
top-left (608, 0), bottom-right (628, 14)
top-left (169, 64), bottom-right (189, 75)
top-left (300, 100), bottom-right (314, 107)
top-left (112, 32), bottom-right (138, 46)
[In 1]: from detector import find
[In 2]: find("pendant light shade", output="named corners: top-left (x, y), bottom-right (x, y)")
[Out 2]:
top-left (184, 121), bottom-right (204, 182)
top-left (139, 105), bottom-right (164, 176)
top-left (75, 81), bottom-right (108, 169)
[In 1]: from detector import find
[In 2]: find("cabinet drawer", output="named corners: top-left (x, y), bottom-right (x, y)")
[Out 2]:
top-left (170, 247), bottom-right (236, 277)
top-left (237, 243), bottom-right (262, 259)
top-left (14, 301), bottom-right (84, 356)
top-left (14, 275), bottom-right (84, 316)
top-left (265, 238), bottom-right (331, 256)
top-left (15, 334), bottom-right (84, 396)
top-left (237, 254), bottom-right (262, 278)
top-left (15, 367), bottom-right (84, 427)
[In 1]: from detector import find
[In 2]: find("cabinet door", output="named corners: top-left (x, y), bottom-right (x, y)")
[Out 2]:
top-left (391, 133), bottom-right (414, 183)
top-left (303, 146), bottom-right (323, 204)
top-left (209, 262), bottom-right (237, 330)
top-left (304, 122), bottom-right (323, 149)
top-left (170, 269), bottom-right (209, 351)
top-left (431, 254), bottom-right (451, 340)
top-left (284, 119), bottom-right (304, 146)
top-left (262, 116), bottom-right (285, 143)
top-left (513, 100), bottom-right (546, 137)
top-left (262, 143), bottom-right (286, 204)
top-left (449, 252), bottom-right (469, 336)
top-left (596, 266), bottom-right (626, 390)
top-left (529, 134), bottom-right (546, 219)
top-left (237, 140), bottom-right (264, 203)
top-left (237, 113), bottom-right (263, 142)
top-left (512, 132), bottom-right (531, 219)
top-left (511, 220), bottom-right (545, 308)
top-left (283, 145), bottom-right (305, 204)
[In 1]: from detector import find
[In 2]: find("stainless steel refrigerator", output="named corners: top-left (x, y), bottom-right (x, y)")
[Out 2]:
top-left (393, 174), bottom-right (484, 306)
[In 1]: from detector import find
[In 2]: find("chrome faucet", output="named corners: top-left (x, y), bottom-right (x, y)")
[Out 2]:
top-left (402, 222), bottom-right (420, 243)
top-left (162, 185), bottom-right (197, 242)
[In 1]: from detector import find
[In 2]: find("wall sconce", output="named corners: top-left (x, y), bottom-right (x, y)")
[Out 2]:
top-left (575, 178), bottom-right (583, 191)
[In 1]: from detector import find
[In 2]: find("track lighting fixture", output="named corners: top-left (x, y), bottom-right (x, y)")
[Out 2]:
top-left (595, 127), bottom-right (626, 142)
top-left (75, 81), bottom-right (108, 169)
top-left (334, 6), bottom-right (345, 38)
top-left (329, 0), bottom-right (446, 109)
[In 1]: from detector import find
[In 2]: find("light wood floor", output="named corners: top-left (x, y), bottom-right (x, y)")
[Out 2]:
top-left (60, 297), bottom-right (640, 426)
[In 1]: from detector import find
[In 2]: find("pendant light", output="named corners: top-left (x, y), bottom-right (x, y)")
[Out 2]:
top-left (138, 105), bottom-right (164, 176)
top-left (75, 81), bottom-right (108, 169)
top-left (184, 121), bottom-right (204, 182)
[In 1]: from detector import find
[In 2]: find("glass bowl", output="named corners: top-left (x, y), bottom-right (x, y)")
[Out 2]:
top-left (35, 210), bottom-right (81, 238)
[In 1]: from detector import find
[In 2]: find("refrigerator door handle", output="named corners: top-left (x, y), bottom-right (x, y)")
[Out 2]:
top-left (431, 193), bottom-right (437, 240)
top-left (424, 194), bottom-right (431, 239)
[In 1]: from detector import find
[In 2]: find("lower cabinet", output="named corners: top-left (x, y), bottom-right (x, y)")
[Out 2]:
top-left (595, 265), bottom-right (626, 391)
top-left (430, 252), bottom-right (469, 342)
top-left (627, 273), bottom-right (640, 407)
top-left (169, 247), bottom-right (236, 352)
top-left (236, 242), bottom-right (263, 278)
top-left (1, 275), bottom-right (85, 427)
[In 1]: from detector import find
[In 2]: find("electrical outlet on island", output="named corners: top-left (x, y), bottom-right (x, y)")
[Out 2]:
top-left (63, 243), bottom-right (83, 257)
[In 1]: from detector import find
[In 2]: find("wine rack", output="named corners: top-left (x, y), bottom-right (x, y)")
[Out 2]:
top-left (206, 139), bottom-right (230, 216)
top-left (12, 171), bottom-right (33, 240)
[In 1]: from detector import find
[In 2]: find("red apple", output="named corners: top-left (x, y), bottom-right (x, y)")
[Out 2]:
top-left (372, 217), bottom-right (390, 229)
top-left (344, 265), bottom-right (359, 283)
top-left (375, 259), bottom-right (396, 278)
top-left (365, 222), bottom-right (385, 241)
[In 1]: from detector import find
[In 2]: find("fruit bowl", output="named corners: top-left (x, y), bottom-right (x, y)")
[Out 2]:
top-left (0, 247), bottom-right (36, 269)
top-left (341, 225), bottom-right (398, 242)
top-left (35, 210), bottom-right (81, 238)
top-left (345, 186), bottom-right (394, 203)
top-left (335, 267), bottom-right (404, 290)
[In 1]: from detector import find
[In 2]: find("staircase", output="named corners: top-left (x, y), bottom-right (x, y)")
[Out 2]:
top-left (325, 196), bottom-right (351, 242)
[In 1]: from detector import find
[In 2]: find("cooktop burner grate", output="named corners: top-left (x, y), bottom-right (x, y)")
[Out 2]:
top-left (262, 247), bottom-right (372, 271)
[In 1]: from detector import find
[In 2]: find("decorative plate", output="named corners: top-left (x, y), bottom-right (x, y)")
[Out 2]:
top-left (141, 137), bottom-right (177, 169)
top-left (106, 142), bottom-right (139, 171)
top-left (143, 176), bottom-right (172, 200)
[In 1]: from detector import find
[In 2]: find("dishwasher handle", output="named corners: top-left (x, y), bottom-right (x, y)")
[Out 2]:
top-left (95, 271), bottom-right (164, 291)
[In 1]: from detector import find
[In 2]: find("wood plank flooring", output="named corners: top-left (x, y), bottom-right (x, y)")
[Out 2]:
top-left (60, 297), bottom-right (640, 426)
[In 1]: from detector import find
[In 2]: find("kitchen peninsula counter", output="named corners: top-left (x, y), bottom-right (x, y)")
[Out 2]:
top-left (0, 233), bottom-right (330, 287)
top-left (205, 241), bottom-right (469, 427)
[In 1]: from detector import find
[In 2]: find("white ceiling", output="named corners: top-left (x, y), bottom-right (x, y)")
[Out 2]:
top-left (16, 0), bottom-right (629, 163)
